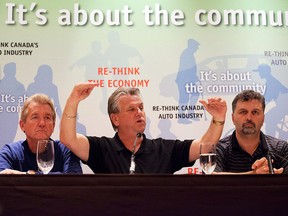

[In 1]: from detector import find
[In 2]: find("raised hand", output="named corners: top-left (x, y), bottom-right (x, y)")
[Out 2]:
top-left (199, 97), bottom-right (227, 121)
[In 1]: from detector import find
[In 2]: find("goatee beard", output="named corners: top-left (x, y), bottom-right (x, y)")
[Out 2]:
top-left (242, 127), bottom-right (256, 135)
top-left (242, 121), bottom-right (256, 135)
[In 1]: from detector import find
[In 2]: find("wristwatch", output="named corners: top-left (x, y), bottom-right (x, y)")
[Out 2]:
top-left (26, 170), bottom-right (36, 175)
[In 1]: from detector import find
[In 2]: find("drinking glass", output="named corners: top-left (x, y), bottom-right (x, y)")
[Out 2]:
top-left (199, 143), bottom-right (216, 174)
top-left (36, 140), bottom-right (55, 174)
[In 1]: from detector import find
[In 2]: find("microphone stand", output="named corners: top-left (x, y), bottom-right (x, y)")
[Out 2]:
top-left (260, 133), bottom-right (274, 174)
top-left (129, 133), bottom-right (142, 174)
top-left (267, 152), bottom-right (274, 174)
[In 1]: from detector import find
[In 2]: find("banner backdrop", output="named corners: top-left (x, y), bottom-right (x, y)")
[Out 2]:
top-left (1, 0), bottom-right (288, 174)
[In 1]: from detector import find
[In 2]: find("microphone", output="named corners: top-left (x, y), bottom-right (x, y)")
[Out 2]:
top-left (129, 133), bottom-right (142, 174)
top-left (260, 133), bottom-right (274, 174)
top-left (266, 152), bottom-right (274, 174)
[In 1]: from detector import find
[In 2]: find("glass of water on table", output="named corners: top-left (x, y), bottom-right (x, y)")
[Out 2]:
top-left (37, 140), bottom-right (55, 174)
top-left (199, 142), bottom-right (216, 174)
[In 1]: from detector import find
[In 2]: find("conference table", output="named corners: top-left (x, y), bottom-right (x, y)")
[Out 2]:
top-left (0, 174), bottom-right (287, 216)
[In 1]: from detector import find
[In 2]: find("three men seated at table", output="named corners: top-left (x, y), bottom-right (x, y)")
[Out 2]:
top-left (0, 88), bottom-right (287, 174)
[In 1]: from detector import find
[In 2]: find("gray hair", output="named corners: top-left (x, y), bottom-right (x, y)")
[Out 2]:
top-left (21, 94), bottom-right (56, 123)
top-left (108, 87), bottom-right (141, 131)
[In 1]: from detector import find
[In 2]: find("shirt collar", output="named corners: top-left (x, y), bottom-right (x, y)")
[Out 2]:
top-left (113, 133), bottom-right (146, 153)
top-left (231, 130), bottom-right (267, 154)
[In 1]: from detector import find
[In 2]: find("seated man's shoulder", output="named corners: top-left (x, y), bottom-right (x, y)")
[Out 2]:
top-left (265, 134), bottom-right (288, 146)
top-left (2, 140), bottom-right (25, 150)
top-left (219, 134), bottom-right (232, 144)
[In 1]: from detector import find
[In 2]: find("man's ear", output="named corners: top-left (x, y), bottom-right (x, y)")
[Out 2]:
top-left (110, 113), bottom-right (119, 127)
top-left (19, 119), bottom-right (25, 133)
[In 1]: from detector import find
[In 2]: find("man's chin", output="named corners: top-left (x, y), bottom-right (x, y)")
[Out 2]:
top-left (36, 135), bottom-right (50, 140)
top-left (136, 122), bottom-right (146, 129)
top-left (242, 128), bottom-right (256, 135)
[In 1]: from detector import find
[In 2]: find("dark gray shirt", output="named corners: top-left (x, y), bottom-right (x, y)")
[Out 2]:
top-left (215, 131), bottom-right (288, 174)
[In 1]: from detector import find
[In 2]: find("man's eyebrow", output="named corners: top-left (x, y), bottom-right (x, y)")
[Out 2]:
top-left (238, 108), bottom-right (247, 111)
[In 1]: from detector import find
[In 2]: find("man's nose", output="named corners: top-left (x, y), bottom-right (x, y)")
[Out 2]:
top-left (246, 113), bottom-right (252, 120)
top-left (136, 108), bottom-right (143, 115)
top-left (39, 118), bottom-right (46, 126)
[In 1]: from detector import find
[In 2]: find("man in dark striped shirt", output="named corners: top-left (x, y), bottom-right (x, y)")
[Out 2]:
top-left (215, 90), bottom-right (288, 174)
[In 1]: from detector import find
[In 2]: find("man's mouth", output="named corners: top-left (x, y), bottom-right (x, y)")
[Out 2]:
top-left (36, 130), bottom-right (47, 133)
top-left (243, 122), bottom-right (255, 127)
top-left (136, 119), bottom-right (145, 124)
